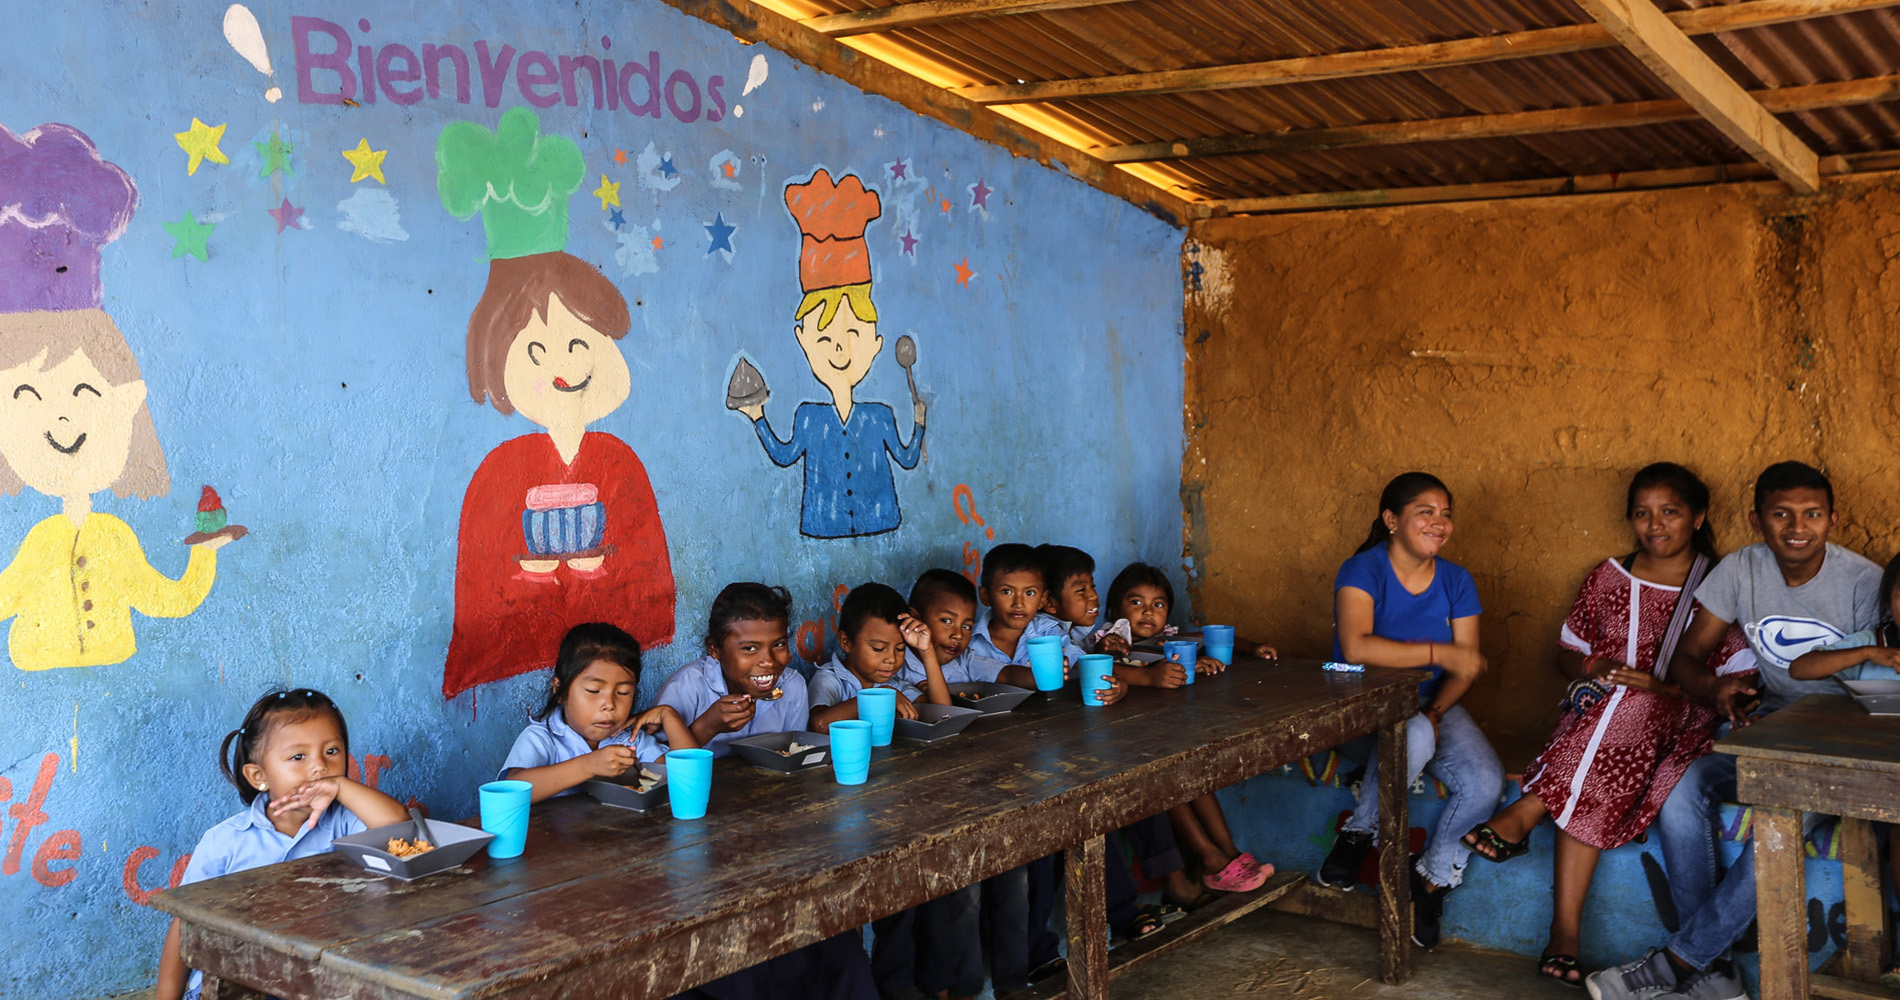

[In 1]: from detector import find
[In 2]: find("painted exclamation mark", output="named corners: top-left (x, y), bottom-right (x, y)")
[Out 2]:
top-left (222, 4), bottom-right (283, 103)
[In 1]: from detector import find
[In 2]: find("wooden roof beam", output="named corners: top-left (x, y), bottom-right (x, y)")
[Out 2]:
top-left (1574, 0), bottom-right (1819, 192)
top-left (1194, 150), bottom-right (1900, 218)
top-left (804, 0), bottom-right (1139, 38)
top-left (1090, 73), bottom-right (1900, 163)
top-left (647, 0), bottom-right (1190, 223)
top-left (958, 0), bottom-right (1900, 105)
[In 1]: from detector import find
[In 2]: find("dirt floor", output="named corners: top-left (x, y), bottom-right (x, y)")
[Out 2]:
top-left (1112, 909), bottom-right (1580, 1000)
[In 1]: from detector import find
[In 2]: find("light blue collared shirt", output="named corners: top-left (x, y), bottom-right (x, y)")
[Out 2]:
top-left (180, 795), bottom-right (367, 1000)
top-left (501, 707), bottom-right (665, 790)
top-left (967, 610), bottom-right (1082, 666)
top-left (901, 648), bottom-right (1008, 686)
top-left (656, 654), bottom-right (812, 757)
top-left (809, 654), bottom-right (922, 713)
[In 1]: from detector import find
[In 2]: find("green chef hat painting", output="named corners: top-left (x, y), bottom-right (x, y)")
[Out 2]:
top-left (435, 107), bottom-right (675, 700)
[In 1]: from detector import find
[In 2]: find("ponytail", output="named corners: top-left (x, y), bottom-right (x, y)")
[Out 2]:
top-left (1355, 472), bottom-right (1452, 555)
top-left (220, 688), bottom-right (349, 804)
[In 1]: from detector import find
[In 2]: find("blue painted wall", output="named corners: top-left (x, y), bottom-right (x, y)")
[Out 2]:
top-left (0, 1), bottom-right (1184, 994)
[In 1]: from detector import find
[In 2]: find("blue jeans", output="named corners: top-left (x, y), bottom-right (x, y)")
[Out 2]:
top-left (1341, 704), bottom-right (1503, 889)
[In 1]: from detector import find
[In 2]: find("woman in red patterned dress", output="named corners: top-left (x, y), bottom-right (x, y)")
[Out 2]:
top-left (1460, 463), bottom-right (1752, 985)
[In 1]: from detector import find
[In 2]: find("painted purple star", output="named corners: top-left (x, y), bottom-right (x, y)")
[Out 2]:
top-left (268, 197), bottom-right (305, 233)
top-left (891, 159), bottom-right (908, 180)
top-left (900, 230), bottom-right (918, 255)
top-left (970, 178), bottom-right (992, 209)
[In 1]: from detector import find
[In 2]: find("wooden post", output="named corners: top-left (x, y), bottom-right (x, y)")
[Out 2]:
top-left (201, 976), bottom-right (267, 1000)
top-left (1376, 717), bottom-right (1412, 984)
top-left (1753, 807), bottom-right (1809, 1000)
top-left (1065, 836), bottom-right (1110, 1000)
top-left (1838, 817), bottom-right (1889, 981)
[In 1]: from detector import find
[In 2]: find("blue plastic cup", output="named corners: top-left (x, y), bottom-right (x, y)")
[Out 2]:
top-left (478, 780), bottom-right (532, 859)
top-left (1026, 636), bottom-right (1066, 692)
top-left (664, 748), bottom-right (714, 820)
top-left (1165, 640), bottom-right (1201, 685)
top-left (830, 720), bottom-right (873, 785)
top-left (857, 688), bottom-right (898, 746)
top-left (1079, 654), bottom-right (1115, 706)
top-left (1201, 625), bottom-right (1236, 666)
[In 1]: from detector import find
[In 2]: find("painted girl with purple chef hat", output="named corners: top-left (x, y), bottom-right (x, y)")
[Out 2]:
top-left (0, 122), bottom-right (242, 672)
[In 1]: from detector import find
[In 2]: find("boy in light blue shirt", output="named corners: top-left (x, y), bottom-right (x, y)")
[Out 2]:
top-left (1038, 544), bottom-right (1102, 650)
top-left (809, 582), bottom-right (950, 731)
top-left (901, 569), bottom-right (1008, 687)
top-left (656, 582), bottom-right (812, 757)
top-left (966, 543), bottom-right (1081, 691)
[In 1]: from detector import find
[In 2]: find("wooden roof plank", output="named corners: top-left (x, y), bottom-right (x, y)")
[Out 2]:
top-left (647, 0), bottom-right (1190, 222)
top-left (805, 0), bottom-right (1140, 38)
top-left (1090, 72), bottom-right (1900, 164)
top-left (958, 0), bottom-right (1900, 105)
top-left (1574, 0), bottom-right (1820, 192)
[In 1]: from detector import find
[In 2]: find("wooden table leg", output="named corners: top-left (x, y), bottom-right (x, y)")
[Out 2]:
top-left (1838, 817), bottom-right (1889, 982)
top-left (1377, 716), bottom-right (1412, 984)
top-left (1754, 807), bottom-right (1810, 1000)
top-left (1065, 835), bottom-right (1109, 1000)
top-left (201, 976), bottom-right (268, 1000)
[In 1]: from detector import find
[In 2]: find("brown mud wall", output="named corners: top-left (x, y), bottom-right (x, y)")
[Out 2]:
top-left (1183, 176), bottom-right (1900, 762)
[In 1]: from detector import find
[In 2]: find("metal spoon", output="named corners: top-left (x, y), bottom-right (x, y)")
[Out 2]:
top-left (408, 806), bottom-right (434, 848)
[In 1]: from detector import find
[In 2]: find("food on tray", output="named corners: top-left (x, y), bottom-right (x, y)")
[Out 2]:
top-left (634, 767), bottom-right (663, 792)
top-left (779, 741), bottom-right (815, 756)
top-left (386, 837), bottom-right (434, 858)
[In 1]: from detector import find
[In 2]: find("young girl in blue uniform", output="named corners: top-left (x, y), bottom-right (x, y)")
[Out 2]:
top-left (1315, 471), bottom-right (1503, 950)
top-left (657, 583), bottom-right (813, 757)
top-left (155, 689), bottom-right (407, 1000)
top-left (502, 622), bottom-right (697, 801)
top-left (1100, 563), bottom-right (1273, 895)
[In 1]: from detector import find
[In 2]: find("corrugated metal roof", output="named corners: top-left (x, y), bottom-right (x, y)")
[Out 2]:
top-left (767, 0), bottom-right (1900, 206)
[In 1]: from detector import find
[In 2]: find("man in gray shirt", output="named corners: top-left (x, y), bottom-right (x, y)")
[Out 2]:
top-left (1589, 462), bottom-right (1881, 1000)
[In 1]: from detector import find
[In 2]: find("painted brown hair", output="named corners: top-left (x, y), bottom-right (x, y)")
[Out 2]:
top-left (0, 308), bottom-right (168, 499)
top-left (465, 251), bottom-right (630, 415)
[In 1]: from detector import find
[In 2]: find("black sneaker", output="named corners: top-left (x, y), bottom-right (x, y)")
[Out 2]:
top-left (1410, 866), bottom-right (1446, 949)
top-left (1316, 830), bottom-right (1373, 888)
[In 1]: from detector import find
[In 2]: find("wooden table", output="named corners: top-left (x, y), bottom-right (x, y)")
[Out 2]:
top-left (1718, 694), bottom-right (1900, 1000)
top-left (155, 659), bottom-right (1418, 1000)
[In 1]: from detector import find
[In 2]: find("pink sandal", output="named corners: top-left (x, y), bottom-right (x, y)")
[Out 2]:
top-left (1204, 855), bottom-right (1268, 892)
top-left (1235, 852), bottom-right (1275, 878)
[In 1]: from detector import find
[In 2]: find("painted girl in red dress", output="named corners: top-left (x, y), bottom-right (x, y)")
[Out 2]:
top-left (435, 108), bottom-right (674, 699)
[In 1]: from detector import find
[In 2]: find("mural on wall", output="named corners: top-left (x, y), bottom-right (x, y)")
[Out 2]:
top-left (727, 168), bottom-right (925, 539)
top-left (0, 123), bottom-right (245, 671)
top-left (436, 106), bottom-right (676, 699)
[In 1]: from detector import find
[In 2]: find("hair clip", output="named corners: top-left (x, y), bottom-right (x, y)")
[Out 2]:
top-left (277, 692), bottom-right (286, 699)
top-left (239, 726), bottom-right (247, 734)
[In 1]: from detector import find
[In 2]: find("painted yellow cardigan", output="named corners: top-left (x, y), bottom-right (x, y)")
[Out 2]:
top-left (0, 513), bottom-right (216, 670)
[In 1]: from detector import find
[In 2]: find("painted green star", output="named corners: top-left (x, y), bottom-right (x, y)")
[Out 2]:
top-left (255, 132), bottom-right (294, 180)
top-left (163, 211), bottom-right (216, 262)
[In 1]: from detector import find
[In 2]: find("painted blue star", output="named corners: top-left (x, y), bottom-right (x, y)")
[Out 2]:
top-left (659, 155), bottom-right (679, 179)
top-left (608, 208), bottom-right (627, 229)
top-left (1186, 260), bottom-right (1205, 291)
top-left (705, 213), bottom-right (735, 255)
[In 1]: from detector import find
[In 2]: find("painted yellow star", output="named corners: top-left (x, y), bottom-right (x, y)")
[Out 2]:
top-left (173, 118), bottom-right (229, 176)
top-left (342, 138), bottom-right (387, 184)
top-left (593, 174), bottom-right (621, 210)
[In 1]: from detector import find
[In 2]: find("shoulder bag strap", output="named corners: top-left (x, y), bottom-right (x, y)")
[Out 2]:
top-left (1652, 552), bottom-right (1711, 679)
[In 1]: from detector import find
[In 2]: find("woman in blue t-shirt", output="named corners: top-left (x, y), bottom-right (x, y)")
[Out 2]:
top-left (1314, 472), bottom-right (1503, 950)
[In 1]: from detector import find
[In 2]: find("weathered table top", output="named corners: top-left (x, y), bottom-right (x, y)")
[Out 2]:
top-left (1715, 693), bottom-right (1900, 774)
top-left (154, 660), bottom-right (1418, 1000)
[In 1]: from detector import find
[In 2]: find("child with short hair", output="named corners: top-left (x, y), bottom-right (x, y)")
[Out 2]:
top-left (901, 569), bottom-right (1007, 688)
top-left (968, 543), bottom-right (1080, 690)
top-left (657, 583), bottom-right (809, 757)
top-left (809, 582), bottom-right (952, 731)
top-left (156, 689), bottom-right (407, 1000)
top-left (1037, 544), bottom-right (1100, 649)
top-left (1103, 562), bottom-right (1273, 895)
top-left (502, 622), bottom-right (696, 802)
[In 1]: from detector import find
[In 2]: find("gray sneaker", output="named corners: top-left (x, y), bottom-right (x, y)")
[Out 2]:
top-left (1585, 949), bottom-right (1681, 1000)
top-left (1663, 961), bottom-right (1745, 1000)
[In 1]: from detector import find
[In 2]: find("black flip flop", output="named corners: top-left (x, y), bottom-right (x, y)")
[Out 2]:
top-left (1463, 823), bottom-right (1530, 863)
top-left (1538, 953), bottom-right (1583, 988)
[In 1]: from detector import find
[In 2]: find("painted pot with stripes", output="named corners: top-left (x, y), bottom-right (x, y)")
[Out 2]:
top-left (521, 483), bottom-right (606, 557)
